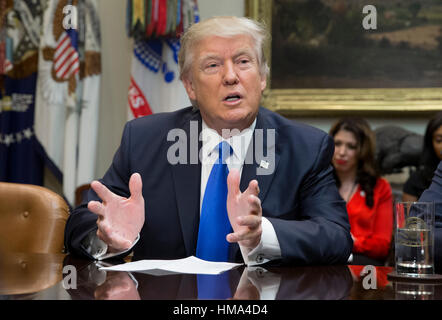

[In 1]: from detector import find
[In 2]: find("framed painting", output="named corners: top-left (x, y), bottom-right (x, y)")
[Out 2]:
top-left (245, 0), bottom-right (442, 116)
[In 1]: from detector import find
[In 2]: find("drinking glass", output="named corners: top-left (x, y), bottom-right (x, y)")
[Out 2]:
top-left (395, 202), bottom-right (434, 277)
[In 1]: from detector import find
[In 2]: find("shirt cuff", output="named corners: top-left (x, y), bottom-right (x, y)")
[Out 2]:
top-left (239, 217), bottom-right (282, 266)
top-left (81, 231), bottom-right (140, 261)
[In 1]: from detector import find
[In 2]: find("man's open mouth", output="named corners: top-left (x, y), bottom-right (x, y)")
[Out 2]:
top-left (223, 94), bottom-right (242, 102)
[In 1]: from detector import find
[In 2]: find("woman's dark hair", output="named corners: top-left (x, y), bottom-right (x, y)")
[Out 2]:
top-left (420, 111), bottom-right (442, 183)
top-left (329, 117), bottom-right (379, 208)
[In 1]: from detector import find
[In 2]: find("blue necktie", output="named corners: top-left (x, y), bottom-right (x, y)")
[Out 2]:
top-left (196, 141), bottom-right (233, 262)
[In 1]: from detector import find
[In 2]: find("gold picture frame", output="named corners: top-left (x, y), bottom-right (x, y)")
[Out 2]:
top-left (245, 0), bottom-right (442, 117)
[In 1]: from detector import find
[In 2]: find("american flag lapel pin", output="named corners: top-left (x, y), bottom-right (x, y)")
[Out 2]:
top-left (259, 160), bottom-right (270, 169)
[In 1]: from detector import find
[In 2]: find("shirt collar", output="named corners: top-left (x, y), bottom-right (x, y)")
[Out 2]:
top-left (201, 118), bottom-right (256, 164)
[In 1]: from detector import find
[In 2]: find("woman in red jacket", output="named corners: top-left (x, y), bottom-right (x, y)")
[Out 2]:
top-left (330, 118), bottom-right (393, 266)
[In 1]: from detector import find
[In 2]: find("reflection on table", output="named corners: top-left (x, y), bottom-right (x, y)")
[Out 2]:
top-left (1, 252), bottom-right (442, 300)
top-left (65, 259), bottom-right (353, 300)
top-left (0, 252), bottom-right (65, 298)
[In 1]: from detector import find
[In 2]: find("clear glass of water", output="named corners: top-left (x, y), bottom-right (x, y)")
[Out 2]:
top-left (395, 202), bottom-right (435, 277)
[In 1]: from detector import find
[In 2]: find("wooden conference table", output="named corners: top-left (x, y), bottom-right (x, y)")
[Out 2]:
top-left (1, 251), bottom-right (441, 300)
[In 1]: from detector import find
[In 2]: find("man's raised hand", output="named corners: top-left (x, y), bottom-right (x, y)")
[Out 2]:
top-left (88, 173), bottom-right (145, 252)
top-left (226, 169), bottom-right (262, 249)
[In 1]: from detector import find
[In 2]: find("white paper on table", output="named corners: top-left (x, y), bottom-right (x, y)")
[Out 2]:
top-left (99, 256), bottom-right (243, 276)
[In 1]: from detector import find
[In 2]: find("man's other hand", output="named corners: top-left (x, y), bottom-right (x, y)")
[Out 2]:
top-left (88, 173), bottom-right (145, 252)
top-left (226, 169), bottom-right (262, 249)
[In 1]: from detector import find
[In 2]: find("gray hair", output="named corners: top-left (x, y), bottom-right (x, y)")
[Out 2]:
top-left (178, 16), bottom-right (270, 80)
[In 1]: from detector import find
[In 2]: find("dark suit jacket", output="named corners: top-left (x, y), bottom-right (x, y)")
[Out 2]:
top-left (64, 106), bottom-right (353, 265)
top-left (418, 160), bottom-right (442, 270)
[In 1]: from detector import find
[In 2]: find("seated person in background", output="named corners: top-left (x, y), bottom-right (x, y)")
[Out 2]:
top-left (329, 118), bottom-right (393, 266)
top-left (417, 160), bottom-right (442, 272)
top-left (403, 111), bottom-right (442, 201)
top-left (64, 16), bottom-right (352, 266)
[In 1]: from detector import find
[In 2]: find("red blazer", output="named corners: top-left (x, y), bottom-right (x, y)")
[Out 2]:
top-left (347, 178), bottom-right (393, 259)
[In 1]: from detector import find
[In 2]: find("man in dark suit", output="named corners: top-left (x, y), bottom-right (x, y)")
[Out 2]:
top-left (418, 160), bottom-right (442, 270)
top-left (64, 16), bottom-right (352, 265)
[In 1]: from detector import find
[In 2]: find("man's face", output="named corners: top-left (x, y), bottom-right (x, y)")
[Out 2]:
top-left (182, 35), bottom-right (267, 135)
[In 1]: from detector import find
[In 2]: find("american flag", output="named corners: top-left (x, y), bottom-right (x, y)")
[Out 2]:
top-left (54, 30), bottom-right (79, 80)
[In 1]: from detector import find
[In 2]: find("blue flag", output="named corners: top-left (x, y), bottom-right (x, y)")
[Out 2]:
top-left (0, 0), bottom-right (44, 184)
top-left (0, 74), bottom-right (43, 184)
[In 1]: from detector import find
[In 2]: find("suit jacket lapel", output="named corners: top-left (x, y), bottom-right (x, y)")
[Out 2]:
top-left (240, 108), bottom-right (280, 203)
top-left (170, 108), bottom-right (202, 257)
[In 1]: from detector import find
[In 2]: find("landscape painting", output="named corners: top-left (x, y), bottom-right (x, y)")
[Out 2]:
top-left (271, 0), bottom-right (442, 89)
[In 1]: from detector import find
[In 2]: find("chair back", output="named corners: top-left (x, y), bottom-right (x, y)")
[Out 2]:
top-left (0, 182), bottom-right (69, 254)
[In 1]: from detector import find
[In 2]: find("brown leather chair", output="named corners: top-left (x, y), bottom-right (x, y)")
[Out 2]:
top-left (0, 182), bottom-right (69, 254)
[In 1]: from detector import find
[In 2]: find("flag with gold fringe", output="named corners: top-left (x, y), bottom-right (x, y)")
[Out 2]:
top-left (34, 0), bottom-right (101, 206)
top-left (127, 0), bottom-right (199, 120)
